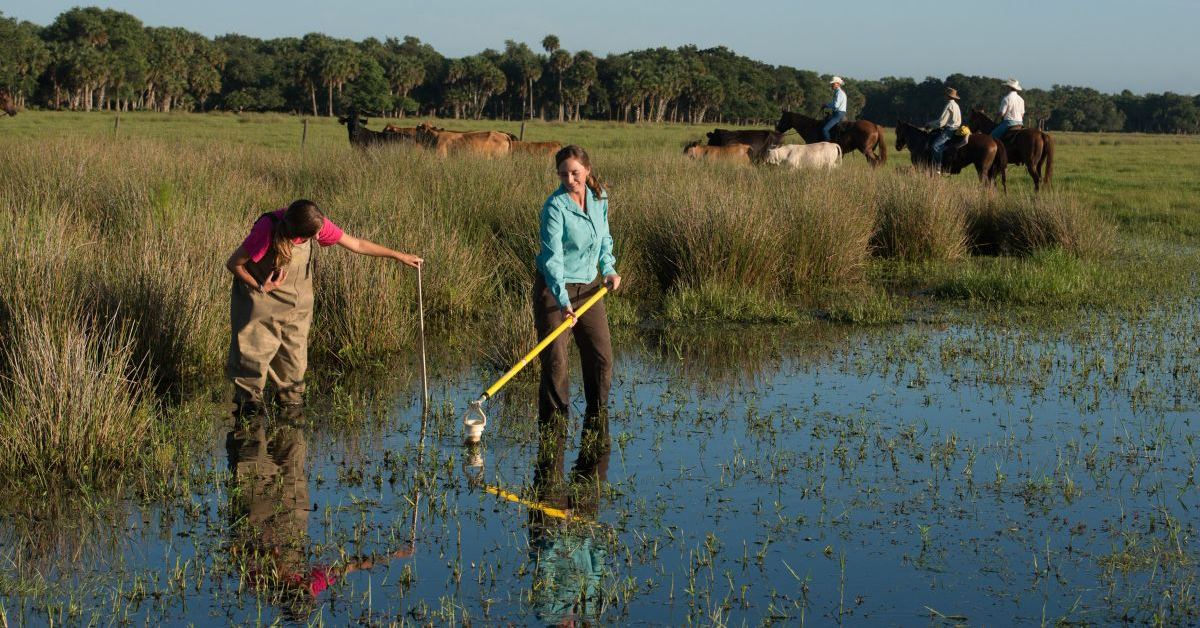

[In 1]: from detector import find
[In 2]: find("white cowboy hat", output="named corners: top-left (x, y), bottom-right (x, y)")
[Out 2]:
top-left (829, 76), bottom-right (844, 85)
top-left (1004, 78), bottom-right (1023, 91)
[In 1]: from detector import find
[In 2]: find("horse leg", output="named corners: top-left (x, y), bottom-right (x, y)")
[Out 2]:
top-left (977, 153), bottom-right (992, 187)
top-left (1025, 150), bottom-right (1041, 191)
top-left (856, 131), bottom-right (876, 166)
top-left (861, 141), bottom-right (876, 166)
top-left (1021, 138), bottom-right (1043, 191)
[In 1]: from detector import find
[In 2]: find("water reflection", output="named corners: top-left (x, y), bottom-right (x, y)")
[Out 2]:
top-left (225, 412), bottom-right (409, 621)
top-left (634, 325), bottom-right (849, 388)
top-left (528, 412), bottom-right (612, 626)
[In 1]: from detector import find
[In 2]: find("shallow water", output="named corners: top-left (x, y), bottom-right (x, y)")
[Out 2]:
top-left (2, 304), bottom-right (1198, 626)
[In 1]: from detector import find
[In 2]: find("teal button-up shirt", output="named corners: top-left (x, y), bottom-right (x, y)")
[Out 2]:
top-left (536, 185), bottom-right (617, 309)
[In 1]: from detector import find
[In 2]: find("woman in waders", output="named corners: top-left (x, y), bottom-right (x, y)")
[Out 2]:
top-left (226, 199), bottom-right (422, 414)
top-left (533, 145), bottom-right (621, 495)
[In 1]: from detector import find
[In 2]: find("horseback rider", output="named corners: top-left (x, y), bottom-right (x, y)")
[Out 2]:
top-left (821, 77), bottom-right (848, 142)
top-left (991, 78), bottom-right (1025, 141)
top-left (928, 87), bottom-right (962, 174)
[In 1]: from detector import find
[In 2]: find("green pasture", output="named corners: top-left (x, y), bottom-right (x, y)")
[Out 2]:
top-left (8, 110), bottom-right (1197, 238)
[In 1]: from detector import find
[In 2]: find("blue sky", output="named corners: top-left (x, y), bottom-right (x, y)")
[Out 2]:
top-left (5, 0), bottom-right (1197, 94)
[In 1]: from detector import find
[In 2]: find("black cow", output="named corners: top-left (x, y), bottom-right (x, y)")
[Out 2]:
top-left (705, 129), bottom-right (783, 161)
top-left (337, 108), bottom-right (408, 148)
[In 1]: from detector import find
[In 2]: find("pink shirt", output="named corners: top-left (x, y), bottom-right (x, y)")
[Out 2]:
top-left (241, 208), bottom-right (344, 263)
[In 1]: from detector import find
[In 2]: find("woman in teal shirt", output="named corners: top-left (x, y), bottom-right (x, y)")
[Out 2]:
top-left (534, 145), bottom-right (621, 482)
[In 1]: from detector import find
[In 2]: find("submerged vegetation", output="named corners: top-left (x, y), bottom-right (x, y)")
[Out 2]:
top-left (0, 113), bottom-right (1197, 624)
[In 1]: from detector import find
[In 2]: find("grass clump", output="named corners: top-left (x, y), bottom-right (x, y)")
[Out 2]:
top-left (0, 303), bottom-right (155, 491)
top-left (932, 248), bottom-right (1094, 304)
top-left (965, 191), bottom-right (1114, 258)
top-left (819, 285), bottom-right (907, 325)
top-left (778, 168), bottom-right (876, 290)
top-left (661, 284), bottom-right (801, 324)
top-left (872, 174), bottom-right (968, 262)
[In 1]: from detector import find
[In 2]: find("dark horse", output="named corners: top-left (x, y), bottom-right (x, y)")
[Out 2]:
top-left (894, 121), bottom-right (1007, 191)
top-left (967, 108), bottom-right (1054, 191)
top-left (0, 88), bottom-right (18, 116)
top-left (774, 111), bottom-right (887, 167)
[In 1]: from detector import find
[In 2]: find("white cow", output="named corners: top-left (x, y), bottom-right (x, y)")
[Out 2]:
top-left (764, 142), bottom-right (842, 169)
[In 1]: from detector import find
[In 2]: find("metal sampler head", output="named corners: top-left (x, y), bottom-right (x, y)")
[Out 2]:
top-left (462, 399), bottom-right (487, 442)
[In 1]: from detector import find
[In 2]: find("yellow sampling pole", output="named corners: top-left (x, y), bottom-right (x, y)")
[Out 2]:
top-left (462, 286), bottom-right (609, 439)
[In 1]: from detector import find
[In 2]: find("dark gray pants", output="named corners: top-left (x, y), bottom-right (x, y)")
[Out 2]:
top-left (532, 275), bottom-right (613, 484)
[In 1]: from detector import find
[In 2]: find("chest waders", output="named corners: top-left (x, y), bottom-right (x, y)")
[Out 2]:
top-left (227, 215), bottom-right (317, 407)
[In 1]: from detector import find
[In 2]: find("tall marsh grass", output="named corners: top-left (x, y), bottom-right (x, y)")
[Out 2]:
top-left (0, 303), bottom-right (154, 489)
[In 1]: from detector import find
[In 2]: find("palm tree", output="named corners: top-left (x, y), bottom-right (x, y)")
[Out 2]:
top-left (548, 49), bottom-right (572, 121)
top-left (319, 41), bottom-right (361, 116)
top-left (501, 40), bottom-right (541, 120)
top-left (540, 34), bottom-right (561, 119)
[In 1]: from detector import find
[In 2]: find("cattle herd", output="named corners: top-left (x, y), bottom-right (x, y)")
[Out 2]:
top-left (337, 108), bottom-right (1044, 190)
top-left (339, 109), bottom-right (844, 172)
top-left (688, 128), bottom-right (844, 169)
top-left (338, 108), bottom-right (562, 158)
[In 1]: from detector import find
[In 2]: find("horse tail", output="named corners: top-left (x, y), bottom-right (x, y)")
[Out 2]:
top-left (875, 123), bottom-right (887, 166)
top-left (1039, 132), bottom-right (1055, 189)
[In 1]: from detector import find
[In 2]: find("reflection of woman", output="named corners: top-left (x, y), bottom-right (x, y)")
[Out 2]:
top-left (226, 415), bottom-right (410, 620)
top-left (529, 408), bottom-right (611, 626)
top-left (534, 146), bottom-right (621, 486)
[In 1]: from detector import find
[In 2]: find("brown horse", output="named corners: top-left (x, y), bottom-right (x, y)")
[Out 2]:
top-left (774, 111), bottom-right (887, 167)
top-left (894, 121), bottom-right (1007, 191)
top-left (0, 88), bottom-right (17, 116)
top-left (967, 108), bottom-right (1054, 191)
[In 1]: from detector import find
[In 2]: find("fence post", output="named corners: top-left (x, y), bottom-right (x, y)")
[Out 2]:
top-left (302, 118), bottom-right (309, 148)
top-left (519, 120), bottom-right (525, 142)
top-left (114, 115), bottom-right (120, 137)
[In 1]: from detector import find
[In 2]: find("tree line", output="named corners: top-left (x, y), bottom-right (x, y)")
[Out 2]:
top-left (2, 7), bottom-right (1198, 133)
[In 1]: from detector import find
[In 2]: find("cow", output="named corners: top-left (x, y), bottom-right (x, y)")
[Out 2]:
top-left (764, 142), bottom-right (843, 169)
top-left (0, 88), bottom-right (17, 116)
top-left (705, 129), bottom-right (783, 161)
top-left (337, 109), bottom-right (409, 148)
top-left (683, 141), bottom-right (752, 165)
top-left (382, 124), bottom-right (419, 138)
top-left (511, 140), bottom-right (563, 158)
top-left (414, 122), bottom-right (514, 157)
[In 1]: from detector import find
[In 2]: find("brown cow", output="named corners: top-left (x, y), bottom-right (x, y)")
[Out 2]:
top-left (0, 88), bottom-right (18, 116)
top-left (382, 124), bottom-right (418, 137)
top-left (511, 140), bottom-right (563, 158)
top-left (414, 122), bottom-right (514, 157)
top-left (684, 141), bottom-right (752, 165)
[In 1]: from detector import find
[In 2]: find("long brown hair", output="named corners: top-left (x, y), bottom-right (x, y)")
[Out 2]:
top-left (554, 145), bottom-right (605, 200)
top-left (272, 199), bottom-right (325, 269)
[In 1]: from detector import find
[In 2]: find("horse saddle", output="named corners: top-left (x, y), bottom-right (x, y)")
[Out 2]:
top-left (1001, 125), bottom-right (1023, 142)
top-left (827, 120), bottom-right (850, 142)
